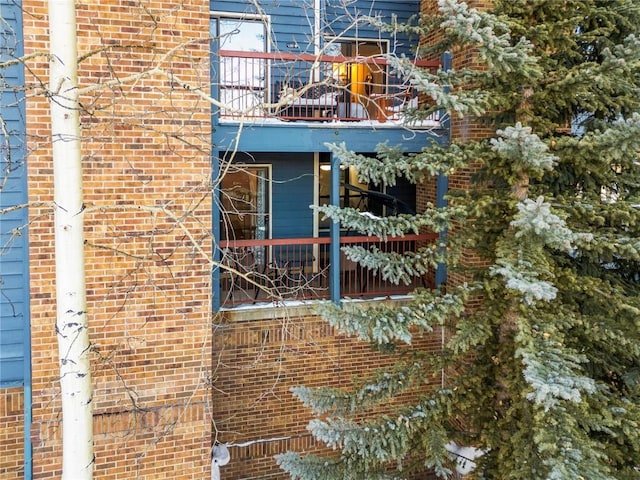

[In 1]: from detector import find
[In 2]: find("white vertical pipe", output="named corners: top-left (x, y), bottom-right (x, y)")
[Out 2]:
top-left (48, 1), bottom-right (94, 478)
top-left (313, 0), bottom-right (322, 81)
top-left (314, 0), bottom-right (321, 55)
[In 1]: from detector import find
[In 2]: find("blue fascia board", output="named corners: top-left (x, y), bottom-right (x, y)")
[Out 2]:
top-left (214, 123), bottom-right (448, 153)
top-left (0, 378), bottom-right (24, 388)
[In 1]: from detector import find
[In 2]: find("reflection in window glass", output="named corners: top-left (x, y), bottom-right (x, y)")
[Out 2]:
top-left (221, 167), bottom-right (270, 241)
top-left (216, 18), bottom-right (267, 115)
top-left (317, 163), bottom-right (367, 231)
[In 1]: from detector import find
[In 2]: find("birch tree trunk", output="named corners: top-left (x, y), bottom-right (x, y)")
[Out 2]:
top-left (49, 1), bottom-right (94, 478)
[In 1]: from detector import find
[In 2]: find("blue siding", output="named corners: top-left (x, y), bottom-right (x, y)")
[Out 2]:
top-left (215, 122), bottom-right (447, 153)
top-left (324, 0), bottom-right (421, 53)
top-left (224, 152), bottom-right (315, 238)
top-left (0, 0), bottom-right (29, 388)
top-left (212, 0), bottom-right (315, 53)
top-left (270, 153), bottom-right (315, 238)
top-left (324, 0), bottom-right (420, 42)
top-left (211, 0), bottom-right (420, 55)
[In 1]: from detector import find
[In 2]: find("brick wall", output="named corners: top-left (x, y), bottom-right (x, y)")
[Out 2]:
top-left (418, 0), bottom-right (495, 290)
top-left (417, 0), bottom-right (494, 216)
top-left (212, 304), bottom-right (444, 479)
top-left (15, 1), bottom-right (213, 477)
top-left (0, 389), bottom-right (25, 478)
top-left (420, 0), bottom-right (495, 144)
top-left (0, 2), bottom-right (453, 478)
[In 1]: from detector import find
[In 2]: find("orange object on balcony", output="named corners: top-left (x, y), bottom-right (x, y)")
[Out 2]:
top-left (216, 50), bottom-right (442, 124)
top-left (374, 96), bottom-right (391, 122)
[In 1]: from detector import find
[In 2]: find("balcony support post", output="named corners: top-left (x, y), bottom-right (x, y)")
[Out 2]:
top-left (435, 51), bottom-right (453, 288)
top-left (329, 152), bottom-right (341, 304)
top-left (212, 148), bottom-right (222, 312)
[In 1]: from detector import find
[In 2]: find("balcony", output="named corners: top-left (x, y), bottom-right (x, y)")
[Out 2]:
top-left (215, 50), bottom-right (442, 126)
top-left (218, 233), bottom-right (438, 308)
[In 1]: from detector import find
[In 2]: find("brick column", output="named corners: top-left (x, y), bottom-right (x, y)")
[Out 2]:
top-left (418, 0), bottom-right (495, 289)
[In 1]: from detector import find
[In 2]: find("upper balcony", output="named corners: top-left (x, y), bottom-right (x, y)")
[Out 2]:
top-left (213, 50), bottom-right (442, 127)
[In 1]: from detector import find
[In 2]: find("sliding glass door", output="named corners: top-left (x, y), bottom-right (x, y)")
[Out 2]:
top-left (220, 166), bottom-right (271, 241)
top-left (215, 17), bottom-right (268, 116)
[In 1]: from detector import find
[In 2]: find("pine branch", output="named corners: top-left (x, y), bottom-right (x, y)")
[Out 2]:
top-left (314, 288), bottom-right (466, 345)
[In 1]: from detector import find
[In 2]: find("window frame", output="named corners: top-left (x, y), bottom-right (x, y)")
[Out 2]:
top-left (211, 12), bottom-right (271, 117)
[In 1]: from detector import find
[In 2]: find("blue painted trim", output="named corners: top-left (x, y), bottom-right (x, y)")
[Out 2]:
top-left (210, 19), bottom-right (220, 129)
top-left (215, 123), bottom-right (448, 153)
top-left (329, 153), bottom-right (341, 304)
top-left (212, 148), bottom-right (221, 313)
top-left (24, 352), bottom-right (32, 480)
top-left (434, 174), bottom-right (448, 287)
top-left (23, 210), bottom-right (33, 475)
top-left (211, 24), bottom-right (222, 312)
top-left (435, 51), bottom-right (453, 288)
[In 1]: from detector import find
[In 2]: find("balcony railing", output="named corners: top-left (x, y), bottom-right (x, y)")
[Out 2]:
top-left (215, 50), bottom-right (442, 125)
top-left (218, 233), bottom-right (438, 308)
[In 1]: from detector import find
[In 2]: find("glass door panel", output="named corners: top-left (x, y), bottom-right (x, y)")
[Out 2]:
top-left (326, 40), bottom-right (386, 119)
top-left (217, 18), bottom-right (267, 116)
top-left (221, 166), bottom-right (270, 241)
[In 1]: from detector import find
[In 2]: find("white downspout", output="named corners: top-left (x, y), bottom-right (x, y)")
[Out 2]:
top-left (314, 0), bottom-right (321, 55)
top-left (313, 0), bottom-right (322, 81)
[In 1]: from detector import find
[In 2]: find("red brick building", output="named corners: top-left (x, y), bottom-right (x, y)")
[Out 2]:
top-left (3, 1), bottom-right (213, 478)
top-left (0, 1), bottom-right (458, 478)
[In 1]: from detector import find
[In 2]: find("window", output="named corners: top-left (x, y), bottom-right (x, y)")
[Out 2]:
top-left (214, 16), bottom-right (269, 116)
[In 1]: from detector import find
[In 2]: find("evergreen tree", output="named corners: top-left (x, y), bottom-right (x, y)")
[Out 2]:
top-left (278, 0), bottom-right (640, 478)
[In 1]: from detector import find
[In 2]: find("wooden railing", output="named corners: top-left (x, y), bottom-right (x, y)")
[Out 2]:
top-left (218, 233), bottom-right (438, 307)
top-left (215, 50), bottom-right (442, 124)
